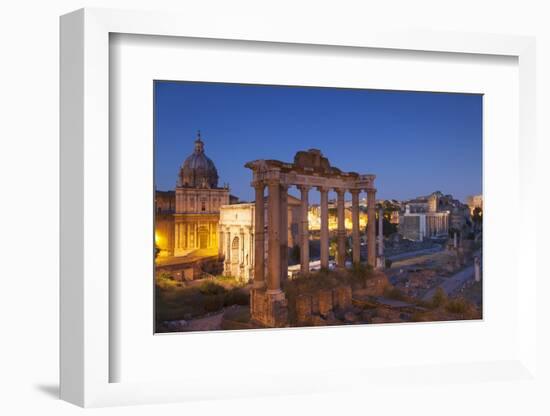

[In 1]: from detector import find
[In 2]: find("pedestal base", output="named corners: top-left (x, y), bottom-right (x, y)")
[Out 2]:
top-left (250, 288), bottom-right (288, 328)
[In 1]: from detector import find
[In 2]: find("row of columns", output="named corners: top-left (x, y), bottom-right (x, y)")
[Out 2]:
top-left (221, 225), bottom-right (254, 277)
top-left (175, 222), bottom-right (217, 250)
top-left (253, 179), bottom-right (377, 293)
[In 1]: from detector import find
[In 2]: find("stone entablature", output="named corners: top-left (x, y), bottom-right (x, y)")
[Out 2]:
top-left (175, 187), bottom-right (229, 214)
top-left (245, 161), bottom-right (375, 192)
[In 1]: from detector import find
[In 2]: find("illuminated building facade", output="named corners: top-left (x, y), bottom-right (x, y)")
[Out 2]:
top-left (218, 195), bottom-right (301, 283)
top-left (155, 132), bottom-right (230, 258)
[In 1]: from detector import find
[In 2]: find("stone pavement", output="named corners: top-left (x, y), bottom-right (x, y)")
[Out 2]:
top-left (422, 264), bottom-right (474, 301)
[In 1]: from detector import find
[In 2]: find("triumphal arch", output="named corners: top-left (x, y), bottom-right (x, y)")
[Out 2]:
top-left (245, 149), bottom-right (377, 327)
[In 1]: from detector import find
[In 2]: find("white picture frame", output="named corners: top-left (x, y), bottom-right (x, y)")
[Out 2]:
top-left (60, 7), bottom-right (538, 408)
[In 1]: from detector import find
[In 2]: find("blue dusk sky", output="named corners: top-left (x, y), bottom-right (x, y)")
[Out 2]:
top-left (154, 81), bottom-right (482, 204)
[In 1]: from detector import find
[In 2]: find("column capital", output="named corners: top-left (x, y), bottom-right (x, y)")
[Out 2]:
top-left (335, 188), bottom-right (346, 198)
top-left (252, 180), bottom-right (265, 190)
top-left (366, 187), bottom-right (377, 195)
top-left (317, 185), bottom-right (330, 193)
top-left (349, 188), bottom-right (361, 196)
top-left (279, 182), bottom-right (289, 191)
top-left (266, 178), bottom-right (280, 187)
top-left (297, 184), bottom-right (311, 192)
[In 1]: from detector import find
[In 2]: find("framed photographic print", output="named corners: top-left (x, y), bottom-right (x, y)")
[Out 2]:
top-left (153, 81), bottom-right (483, 334)
top-left (60, 7), bottom-right (538, 408)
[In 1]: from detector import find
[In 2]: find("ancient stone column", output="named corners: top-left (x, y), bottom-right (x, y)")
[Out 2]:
top-left (366, 188), bottom-right (377, 267)
top-left (336, 188), bottom-right (346, 269)
top-left (351, 190), bottom-right (361, 265)
top-left (474, 256), bottom-right (481, 282)
top-left (253, 182), bottom-right (265, 288)
top-left (377, 207), bottom-right (385, 269)
top-left (318, 186), bottom-right (330, 269)
top-left (240, 227), bottom-right (245, 279)
top-left (248, 225), bottom-right (254, 280)
top-left (298, 185), bottom-right (310, 274)
top-left (224, 227), bottom-right (231, 276)
top-left (378, 207), bottom-right (384, 257)
top-left (267, 179), bottom-right (282, 294)
top-left (279, 183), bottom-right (289, 282)
top-left (219, 229), bottom-right (224, 257)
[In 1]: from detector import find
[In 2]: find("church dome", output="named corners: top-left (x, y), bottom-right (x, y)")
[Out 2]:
top-left (177, 132), bottom-right (219, 189)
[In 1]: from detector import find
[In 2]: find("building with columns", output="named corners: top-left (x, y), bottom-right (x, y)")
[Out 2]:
top-left (154, 132), bottom-right (230, 259)
top-left (466, 194), bottom-right (483, 214)
top-left (398, 191), bottom-right (451, 241)
top-left (218, 195), bottom-right (301, 283)
top-left (244, 148), bottom-right (378, 327)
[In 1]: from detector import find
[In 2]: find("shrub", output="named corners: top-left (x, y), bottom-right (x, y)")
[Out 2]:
top-left (198, 280), bottom-right (227, 295)
top-left (284, 270), bottom-right (341, 295)
top-left (223, 289), bottom-right (250, 306)
top-left (445, 298), bottom-right (469, 314)
top-left (203, 294), bottom-right (225, 312)
top-left (431, 287), bottom-right (448, 308)
top-left (383, 286), bottom-right (407, 301)
top-left (347, 263), bottom-right (374, 288)
top-left (156, 272), bottom-right (179, 289)
top-left (411, 311), bottom-right (429, 322)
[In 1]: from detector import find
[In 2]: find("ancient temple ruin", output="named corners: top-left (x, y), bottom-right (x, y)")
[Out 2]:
top-left (245, 149), bottom-right (377, 327)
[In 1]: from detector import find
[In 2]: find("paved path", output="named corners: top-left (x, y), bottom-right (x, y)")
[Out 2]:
top-left (184, 310), bottom-right (225, 331)
top-left (422, 265), bottom-right (474, 301)
top-left (387, 246), bottom-right (443, 262)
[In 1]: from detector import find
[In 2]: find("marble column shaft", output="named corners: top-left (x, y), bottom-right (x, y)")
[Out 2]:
top-left (367, 188), bottom-right (377, 267)
top-left (378, 207), bottom-right (384, 257)
top-left (253, 183), bottom-right (265, 288)
top-left (267, 180), bottom-right (281, 293)
top-left (225, 227), bottom-right (231, 263)
top-left (336, 189), bottom-right (346, 268)
top-left (351, 190), bottom-right (361, 265)
top-left (319, 187), bottom-right (330, 269)
top-left (219, 229), bottom-right (224, 257)
top-left (299, 186), bottom-right (310, 274)
top-left (279, 184), bottom-right (289, 282)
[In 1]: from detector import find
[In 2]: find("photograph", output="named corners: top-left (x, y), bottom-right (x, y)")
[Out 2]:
top-left (154, 81), bottom-right (483, 333)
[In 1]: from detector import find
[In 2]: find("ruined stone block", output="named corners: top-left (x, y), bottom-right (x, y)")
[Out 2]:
top-left (318, 289), bottom-right (333, 317)
top-left (250, 288), bottom-right (288, 328)
top-left (333, 285), bottom-right (352, 310)
top-left (296, 294), bottom-right (313, 325)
